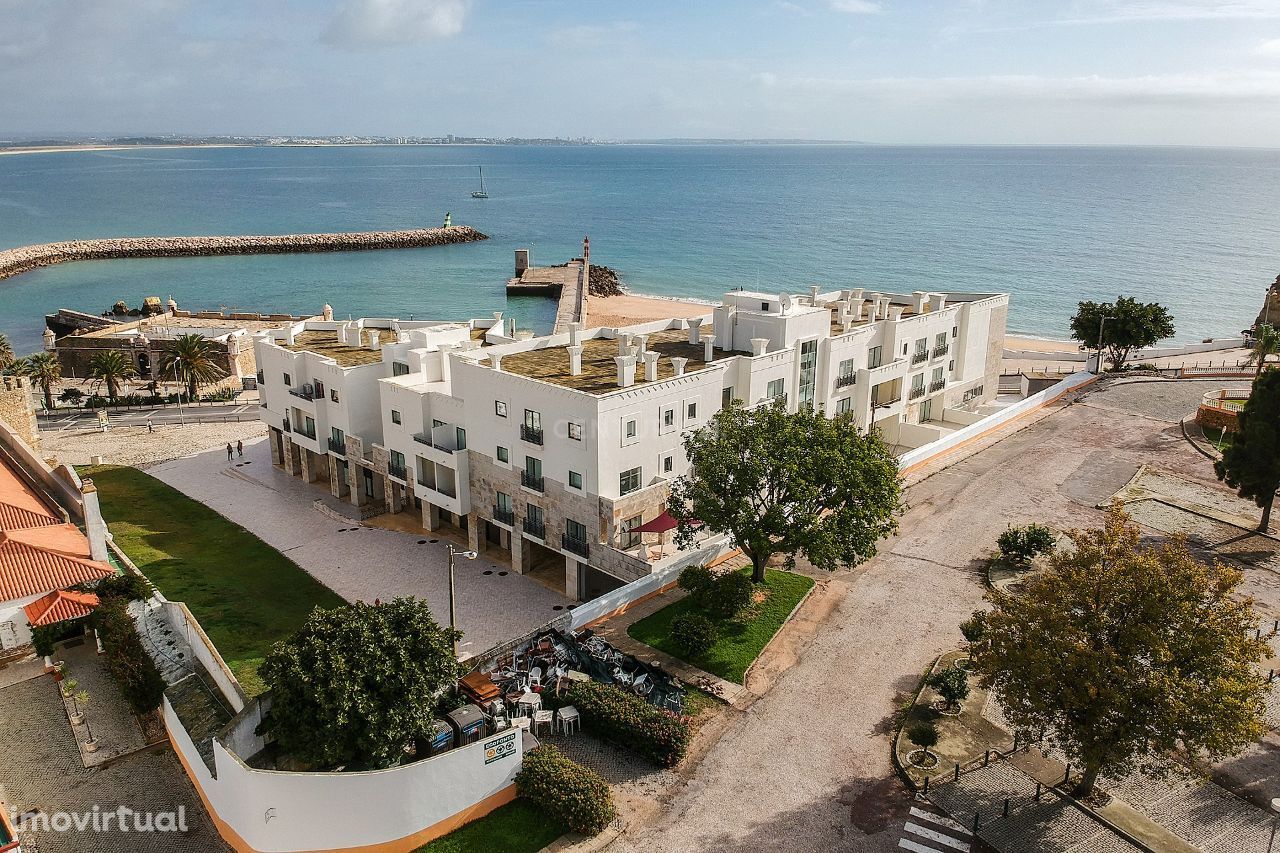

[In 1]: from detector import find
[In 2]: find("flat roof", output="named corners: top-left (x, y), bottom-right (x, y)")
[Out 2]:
top-left (497, 327), bottom-right (716, 395)
top-left (281, 329), bottom-right (385, 367)
top-left (82, 314), bottom-right (288, 339)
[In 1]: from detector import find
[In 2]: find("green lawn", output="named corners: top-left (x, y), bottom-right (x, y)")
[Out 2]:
top-left (82, 465), bottom-right (346, 695)
top-left (415, 799), bottom-right (566, 853)
top-left (628, 568), bottom-right (815, 684)
top-left (1202, 425), bottom-right (1235, 451)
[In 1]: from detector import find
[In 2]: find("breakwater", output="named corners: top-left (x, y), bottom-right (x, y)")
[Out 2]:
top-left (0, 225), bottom-right (488, 282)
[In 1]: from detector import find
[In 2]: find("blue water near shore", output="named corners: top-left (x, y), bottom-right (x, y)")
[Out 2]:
top-left (1, 144), bottom-right (1277, 354)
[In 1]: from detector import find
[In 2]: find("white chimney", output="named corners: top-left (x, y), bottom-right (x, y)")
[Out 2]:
top-left (615, 355), bottom-right (637, 388)
top-left (642, 350), bottom-right (659, 381)
top-left (568, 322), bottom-right (581, 346)
top-left (440, 347), bottom-right (454, 382)
top-left (889, 306), bottom-right (905, 322)
top-left (618, 333), bottom-right (631, 356)
top-left (367, 330), bottom-right (380, 350)
top-left (931, 293), bottom-right (948, 312)
top-left (843, 319), bottom-right (854, 334)
top-left (285, 325), bottom-right (296, 345)
top-left (850, 288), bottom-right (864, 303)
top-left (867, 293), bottom-right (882, 319)
top-left (852, 301), bottom-right (865, 322)
top-left (671, 357), bottom-right (689, 377)
top-left (751, 337), bottom-right (770, 356)
top-left (809, 285), bottom-right (820, 304)
top-left (634, 334), bottom-right (648, 353)
top-left (80, 480), bottom-right (110, 564)
top-left (567, 344), bottom-right (583, 376)
top-left (322, 303), bottom-right (333, 321)
top-left (703, 334), bottom-right (716, 362)
top-left (687, 318), bottom-right (703, 345)
top-left (911, 291), bottom-right (928, 313)
top-left (493, 310), bottom-right (504, 326)
top-left (491, 353), bottom-right (504, 372)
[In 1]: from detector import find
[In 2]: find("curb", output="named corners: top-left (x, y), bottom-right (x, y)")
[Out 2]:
top-left (538, 825), bottom-right (623, 853)
top-left (1179, 414), bottom-right (1222, 461)
top-left (738, 574), bottom-right (821, 703)
top-left (890, 654), bottom-right (943, 793)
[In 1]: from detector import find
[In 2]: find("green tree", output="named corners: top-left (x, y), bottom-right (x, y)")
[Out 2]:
top-left (18, 351), bottom-right (62, 410)
top-left (1247, 323), bottom-right (1280, 381)
top-left (0, 334), bottom-right (13, 371)
top-left (1216, 369), bottom-right (1280, 532)
top-left (160, 333), bottom-right (225, 400)
top-left (670, 400), bottom-right (902, 583)
top-left (258, 598), bottom-right (462, 769)
top-left (967, 505), bottom-right (1267, 797)
top-left (996, 524), bottom-right (1057, 568)
top-left (927, 665), bottom-right (971, 711)
top-left (1070, 297), bottom-right (1175, 371)
top-left (906, 720), bottom-right (939, 763)
top-left (88, 350), bottom-right (137, 403)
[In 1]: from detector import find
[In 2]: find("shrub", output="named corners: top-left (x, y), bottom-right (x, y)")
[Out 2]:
top-left (94, 598), bottom-right (166, 714)
top-left (59, 388), bottom-right (85, 404)
top-left (201, 387), bottom-right (240, 403)
top-left (907, 720), bottom-right (939, 756)
top-left (996, 524), bottom-right (1056, 568)
top-left (927, 665), bottom-right (971, 710)
top-left (677, 564), bottom-right (713, 595)
top-left (565, 681), bottom-right (690, 767)
top-left (694, 571), bottom-right (754, 619)
top-left (516, 745), bottom-right (617, 836)
top-left (76, 573), bottom-right (153, 602)
top-left (671, 613), bottom-right (717, 655)
top-left (959, 614), bottom-right (986, 645)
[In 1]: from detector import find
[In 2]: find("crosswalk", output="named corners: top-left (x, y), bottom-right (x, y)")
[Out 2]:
top-left (898, 804), bottom-right (972, 853)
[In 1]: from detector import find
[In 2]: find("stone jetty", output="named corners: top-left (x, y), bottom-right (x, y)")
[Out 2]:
top-left (0, 225), bottom-right (488, 282)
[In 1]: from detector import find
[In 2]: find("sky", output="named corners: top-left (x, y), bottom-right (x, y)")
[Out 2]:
top-left (4, 0), bottom-right (1280, 145)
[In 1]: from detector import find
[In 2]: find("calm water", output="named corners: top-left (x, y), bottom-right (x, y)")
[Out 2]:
top-left (1, 144), bottom-right (1277, 354)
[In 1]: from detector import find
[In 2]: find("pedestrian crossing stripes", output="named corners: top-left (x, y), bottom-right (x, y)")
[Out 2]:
top-left (898, 805), bottom-right (972, 853)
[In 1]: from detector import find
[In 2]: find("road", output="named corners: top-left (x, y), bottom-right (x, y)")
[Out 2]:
top-left (37, 401), bottom-right (261, 430)
top-left (613, 379), bottom-right (1247, 852)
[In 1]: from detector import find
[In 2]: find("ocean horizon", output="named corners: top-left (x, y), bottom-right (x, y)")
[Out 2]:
top-left (1, 143), bottom-right (1276, 354)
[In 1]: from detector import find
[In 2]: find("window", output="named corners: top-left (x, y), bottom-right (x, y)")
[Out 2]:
top-left (331, 427), bottom-right (344, 445)
top-left (283, 373), bottom-right (292, 386)
top-left (911, 374), bottom-right (925, 392)
top-left (525, 456), bottom-right (542, 478)
top-left (496, 492), bottom-right (513, 514)
top-left (619, 467), bottom-right (642, 495)
top-left (952, 326), bottom-right (958, 338)
top-left (526, 503), bottom-right (544, 526)
top-left (797, 340), bottom-right (818, 408)
top-left (569, 470), bottom-right (583, 490)
top-left (392, 362), bottom-right (410, 377)
top-left (389, 449), bottom-right (405, 470)
top-left (767, 378), bottom-right (785, 400)
top-left (868, 346), bottom-right (883, 369)
top-left (663, 407), bottom-right (675, 428)
top-left (304, 415), bottom-right (315, 437)
top-left (433, 419), bottom-right (444, 429)
top-left (625, 419), bottom-right (637, 439)
top-left (456, 427), bottom-right (466, 450)
top-left (915, 338), bottom-right (928, 353)
top-left (836, 397), bottom-right (852, 414)
top-left (495, 400), bottom-right (507, 418)
top-left (686, 402), bottom-right (698, 420)
top-left (314, 380), bottom-right (325, 398)
top-left (330, 389), bottom-right (339, 403)
top-left (933, 367), bottom-right (944, 383)
top-left (524, 409), bottom-right (541, 430)
top-left (568, 422), bottom-right (582, 441)
top-left (761, 301), bottom-right (770, 311)
top-left (722, 387), bottom-right (734, 407)
top-left (621, 515), bottom-right (642, 549)
top-left (662, 454), bottom-right (674, 474)
top-left (935, 332), bottom-right (947, 348)
top-left (565, 518), bottom-right (588, 543)
top-left (497, 446), bottom-right (509, 463)
top-left (391, 409), bottom-right (401, 425)
top-left (838, 358), bottom-right (855, 379)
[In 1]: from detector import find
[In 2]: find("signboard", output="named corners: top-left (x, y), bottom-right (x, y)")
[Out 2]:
top-left (482, 731), bottom-right (518, 765)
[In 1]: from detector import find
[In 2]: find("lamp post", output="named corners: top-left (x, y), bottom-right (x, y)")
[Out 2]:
top-left (445, 544), bottom-right (478, 658)
top-left (1094, 314), bottom-right (1111, 375)
top-left (171, 359), bottom-right (186, 427)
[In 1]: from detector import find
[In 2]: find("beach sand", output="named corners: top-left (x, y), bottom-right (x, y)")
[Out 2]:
top-left (587, 292), bottom-right (715, 328)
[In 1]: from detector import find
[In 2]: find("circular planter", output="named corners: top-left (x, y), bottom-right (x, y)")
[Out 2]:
top-left (69, 712), bottom-right (85, 726)
top-left (907, 749), bottom-right (939, 770)
top-left (83, 739), bottom-right (99, 754)
top-left (933, 701), bottom-right (962, 717)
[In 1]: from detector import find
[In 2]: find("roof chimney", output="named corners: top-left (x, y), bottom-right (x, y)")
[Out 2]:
top-left (850, 288), bottom-right (864, 302)
top-left (889, 306), bottom-right (905, 322)
top-left (867, 293), bottom-right (882, 320)
top-left (642, 350), bottom-right (659, 381)
top-left (687, 318), bottom-right (703, 345)
top-left (809, 285), bottom-right (820, 305)
top-left (367, 330), bottom-right (380, 350)
top-left (285, 325), bottom-right (296, 345)
top-left (618, 333), bottom-right (631, 356)
top-left (911, 291), bottom-right (928, 313)
top-left (492, 310), bottom-right (504, 326)
top-left (671, 357), bottom-right (688, 377)
top-left (568, 322), bottom-right (581, 346)
top-left (491, 353), bottom-right (504, 372)
top-left (751, 337), bottom-right (769, 356)
top-left (615, 355), bottom-right (636, 388)
top-left (80, 479), bottom-right (110, 564)
top-left (567, 344), bottom-right (583, 376)
top-left (633, 334), bottom-right (648, 354)
top-left (931, 293), bottom-right (948, 312)
top-left (703, 334), bottom-right (716, 362)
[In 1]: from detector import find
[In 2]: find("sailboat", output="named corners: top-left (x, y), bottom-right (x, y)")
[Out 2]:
top-left (471, 166), bottom-right (488, 199)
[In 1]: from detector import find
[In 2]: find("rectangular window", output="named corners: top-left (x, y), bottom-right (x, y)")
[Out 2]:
top-left (619, 467), bottom-right (642, 495)
top-left (932, 367), bottom-right (944, 383)
top-left (915, 338), bottom-right (927, 353)
top-left (722, 386), bottom-right (734, 407)
top-left (837, 397), bottom-right (852, 414)
top-left (456, 427), bottom-right (466, 450)
top-left (935, 333), bottom-right (947, 349)
top-left (568, 422), bottom-right (582, 441)
top-left (391, 409), bottom-right (401, 425)
top-left (390, 450), bottom-right (405, 469)
top-left (662, 455), bottom-right (674, 474)
top-left (283, 373), bottom-right (292, 386)
top-left (663, 407), bottom-right (675, 428)
top-left (569, 470), bottom-right (583, 490)
top-left (497, 446), bottom-right (509, 463)
top-left (625, 419), bottom-right (637, 439)
top-left (525, 456), bottom-right (542, 479)
top-left (524, 409), bottom-right (541, 430)
top-left (330, 389), bottom-right (339, 403)
top-left (392, 361), bottom-right (410, 376)
top-left (314, 380), bottom-right (325, 398)
top-left (797, 339), bottom-right (818, 408)
top-left (868, 346), bottom-right (883, 369)
top-left (838, 358), bottom-right (855, 379)
top-left (767, 378), bottom-right (785, 399)
top-left (912, 374), bottom-right (925, 392)
top-left (686, 402), bottom-right (698, 420)
top-left (496, 492), bottom-right (513, 514)
top-left (952, 326), bottom-right (958, 338)
top-left (565, 518), bottom-right (588, 543)
top-left (495, 400), bottom-right (507, 417)
top-left (526, 503), bottom-right (544, 526)
top-left (304, 415), bottom-right (315, 436)
top-left (621, 514), bottom-right (642, 549)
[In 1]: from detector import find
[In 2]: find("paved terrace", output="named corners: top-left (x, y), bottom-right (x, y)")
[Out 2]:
top-left (280, 328), bottom-right (387, 366)
top-left (497, 326), bottom-right (714, 395)
top-left (148, 437), bottom-right (570, 658)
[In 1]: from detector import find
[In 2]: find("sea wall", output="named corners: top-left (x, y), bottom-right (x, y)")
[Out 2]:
top-left (0, 225), bottom-right (488, 282)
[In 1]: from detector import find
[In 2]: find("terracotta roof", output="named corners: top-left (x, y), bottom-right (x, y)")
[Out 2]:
top-left (0, 500), bottom-right (61, 531)
top-left (0, 526), bottom-right (115, 602)
top-left (24, 590), bottom-right (100, 627)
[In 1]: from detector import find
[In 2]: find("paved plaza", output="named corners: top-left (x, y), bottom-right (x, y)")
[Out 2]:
top-left (147, 436), bottom-right (570, 658)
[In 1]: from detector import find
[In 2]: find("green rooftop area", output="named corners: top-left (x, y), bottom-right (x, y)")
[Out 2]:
top-left (498, 326), bottom-right (715, 395)
top-left (281, 328), bottom-right (385, 366)
top-left (82, 465), bottom-right (347, 696)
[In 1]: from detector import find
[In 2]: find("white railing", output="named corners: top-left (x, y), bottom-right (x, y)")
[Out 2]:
top-left (1201, 389), bottom-right (1251, 413)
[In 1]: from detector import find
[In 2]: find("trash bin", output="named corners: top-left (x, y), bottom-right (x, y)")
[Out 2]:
top-left (447, 704), bottom-right (486, 745)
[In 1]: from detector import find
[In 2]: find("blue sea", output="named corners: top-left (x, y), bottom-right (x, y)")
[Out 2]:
top-left (1, 144), bottom-right (1277, 354)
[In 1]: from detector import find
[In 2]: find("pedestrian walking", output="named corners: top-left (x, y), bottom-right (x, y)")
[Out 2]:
top-left (236, 440), bottom-right (244, 458)
top-left (226, 443), bottom-right (234, 462)
top-left (147, 418), bottom-right (153, 433)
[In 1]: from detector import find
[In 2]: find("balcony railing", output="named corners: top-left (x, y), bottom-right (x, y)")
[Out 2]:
top-left (933, 344), bottom-right (950, 358)
top-left (909, 386), bottom-right (926, 401)
top-left (493, 505), bottom-right (515, 526)
top-left (562, 533), bottom-right (590, 558)
top-left (520, 424), bottom-right (544, 445)
top-left (911, 350), bottom-right (929, 365)
top-left (388, 463), bottom-right (407, 481)
top-left (288, 385), bottom-right (316, 401)
top-left (433, 483), bottom-right (456, 498)
top-left (930, 379), bottom-right (946, 393)
top-left (522, 517), bottom-right (546, 539)
top-left (327, 437), bottom-right (346, 455)
top-left (412, 433), bottom-right (455, 453)
top-left (521, 471), bottom-right (545, 492)
top-left (835, 373), bottom-right (857, 389)
top-left (871, 394), bottom-right (903, 408)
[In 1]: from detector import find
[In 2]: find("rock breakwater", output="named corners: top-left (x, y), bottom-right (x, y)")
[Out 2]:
top-left (0, 225), bottom-right (488, 282)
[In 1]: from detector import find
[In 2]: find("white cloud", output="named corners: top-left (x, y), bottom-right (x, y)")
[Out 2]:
top-left (1257, 37), bottom-right (1280, 56)
top-left (323, 0), bottom-right (471, 48)
top-left (830, 0), bottom-right (882, 13)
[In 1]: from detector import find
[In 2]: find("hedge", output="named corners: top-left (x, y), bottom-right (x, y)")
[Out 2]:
top-left (94, 598), bottom-right (167, 714)
top-left (515, 745), bottom-right (616, 836)
top-left (671, 613), bottom-right (717, 656)
top-left (565, 681), bottom-right (690, 767)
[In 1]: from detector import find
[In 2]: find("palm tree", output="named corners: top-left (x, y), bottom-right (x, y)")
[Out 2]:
top-left (1248, 324), bottom-right (1280, 381)
top-left (161, 334), bottom-right (225, 400)
top-left (0, 334), bottom-right (13, 372)
top-left (87, 350), bottom-right (137, 403)
top-left (19, 352), bottom-right (61, 410)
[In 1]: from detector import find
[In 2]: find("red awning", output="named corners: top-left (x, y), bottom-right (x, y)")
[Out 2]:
top-left (633, 511), bottom-right (696, 535)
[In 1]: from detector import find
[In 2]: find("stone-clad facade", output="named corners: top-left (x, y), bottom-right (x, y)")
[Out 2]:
top-left (0, 376), bottom-right (39, 450)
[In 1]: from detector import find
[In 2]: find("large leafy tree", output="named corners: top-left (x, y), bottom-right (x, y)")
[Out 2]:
top-left (1247, 323), bottom-right (1280, 381)
top-left (258, 598), bottom-right (462, 769)
top-left (1216, 368), bottom-right (1280, 532)
top-left (670, 400), bottom-right (901, 583)
top-left (160, 333), bottom-right (225, 400)
top-left (18, 351), bottom-right (62, 410)
top-left (88, 350), bottom-right (137, 402)
top-left (967, 505), bottom-right (1267, 797)
top-left (1070, 297), bottom-right (1175, 371)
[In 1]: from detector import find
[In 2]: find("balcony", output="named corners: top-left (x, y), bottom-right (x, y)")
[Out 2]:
top-left (522, 517), bottom-right (546, 539)
top-left (562, 533), bottom-right (590, 558)
top-left (493, 505), bottom-right (515, 526)
top-left (911, 350), bottom-right (929, 365)
top-left (412, 433), bottom-right (455, 453)
top-left (933, 344), bottom-right (950, 359)
top-left (521, 471), bottom-right (545, 492)
top-left (288, 385), bottom-right (316, 401)
top-left (835, 373), bottom-right (857, 389)
top-left (930, 379), bottom-right (947, 393)
top-left (909, 385), bottom-right (926, 401)
top-left (388, 463), bottom-right (407, 482)
top-left (327, 437), bottom-right (346, 455)
top-left (520, 424), bottom-right (544, 446)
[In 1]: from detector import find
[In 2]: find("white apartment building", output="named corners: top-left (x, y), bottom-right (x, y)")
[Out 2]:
top-left (256, 287), bottom-right (1007, 604)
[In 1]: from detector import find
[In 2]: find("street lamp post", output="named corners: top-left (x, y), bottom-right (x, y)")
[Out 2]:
top-left (172, 360), bottom-right (186, 427)
top-left (1094, 314), bottom-right (1111, 375)
top-left (445, 545), bottom-right (478, 658)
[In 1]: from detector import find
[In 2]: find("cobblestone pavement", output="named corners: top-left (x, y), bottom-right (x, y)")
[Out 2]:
top-left (1075, 377), bottom-right (1236, 424)
top-left (608, 381), bottom-right (1267, 853)
top-left (147, 437), bottom-right (570, 658)
top-left (43, 419), bottom-right (267, 467)
top-left (53, 639), bottom-right (148, 767)
top-left (0, 676), bottom-right (227, 852)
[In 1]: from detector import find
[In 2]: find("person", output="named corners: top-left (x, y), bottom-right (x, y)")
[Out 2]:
top-left (226, 443), bottom-right (234, 462)
top-left (147, 418), bottom-right (153, 434)
top-left (236, 440), bottom-right (244, 459)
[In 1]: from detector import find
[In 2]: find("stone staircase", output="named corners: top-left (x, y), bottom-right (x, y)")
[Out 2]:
top-left (129, 598), bottom-right (194, 685)
top-left (165, 673), bottom-right (233, 774)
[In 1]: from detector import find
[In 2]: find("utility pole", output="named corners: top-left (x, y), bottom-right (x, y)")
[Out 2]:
top-left (445, 545), bottom-right (478, 658)
top-left (1095, 314), bottom-right (1110, 375)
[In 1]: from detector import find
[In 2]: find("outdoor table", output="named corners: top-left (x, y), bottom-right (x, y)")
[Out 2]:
top-left (565, 670), bottom-right (591, 682)
top-left (516, 691), bottom-right (542, 716)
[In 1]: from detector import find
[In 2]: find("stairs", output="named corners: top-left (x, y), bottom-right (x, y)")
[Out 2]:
top-left (129, 598), bottom-right (193, 686)
top-left (165, 673), bottom-right (233, 774)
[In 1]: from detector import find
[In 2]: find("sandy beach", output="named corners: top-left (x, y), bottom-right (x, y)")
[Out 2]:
top-left (587, 292), bottom-right (715, 328)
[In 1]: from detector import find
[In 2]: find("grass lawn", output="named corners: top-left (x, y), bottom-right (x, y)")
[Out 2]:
top-left (82, 464), bottom-right (346, 695)
top-left (628, 568), bottom-right (815, 684)
top-left (1202, 425), bottom-right (1235, 451)
top-left (415, 799), bottom-right (566, 853)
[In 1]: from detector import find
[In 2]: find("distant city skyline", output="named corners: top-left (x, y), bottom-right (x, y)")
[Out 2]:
top-left (6, 1), bottom-right (1280, 146)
